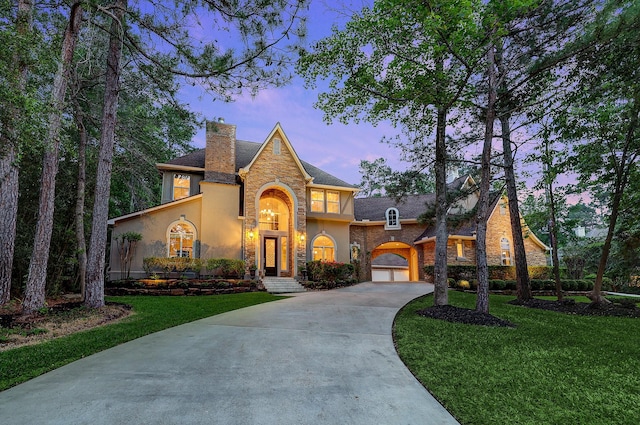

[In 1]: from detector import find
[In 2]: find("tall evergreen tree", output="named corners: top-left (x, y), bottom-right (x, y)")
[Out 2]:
top-left (298, 0), bottom-right (484, 306)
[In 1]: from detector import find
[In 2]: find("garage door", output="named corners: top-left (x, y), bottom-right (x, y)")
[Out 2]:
top-left (372, 268), bottom-right (410, 282)
top-left (372, 269), bottom-right (392, 282)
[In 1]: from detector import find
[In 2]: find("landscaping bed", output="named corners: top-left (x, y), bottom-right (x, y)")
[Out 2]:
top-left (1, 298), bottom-right (132, 351)
top-left (105, 278), bottom-right (262, 296)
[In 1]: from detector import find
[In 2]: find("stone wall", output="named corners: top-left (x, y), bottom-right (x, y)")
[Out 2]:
top-left (242, 132), bottom-right (307, 275)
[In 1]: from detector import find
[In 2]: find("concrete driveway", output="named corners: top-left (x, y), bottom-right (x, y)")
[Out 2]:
top-left (0, 282), bottom-right (459, 425)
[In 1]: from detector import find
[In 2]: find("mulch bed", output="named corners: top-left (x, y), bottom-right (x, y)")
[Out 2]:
top-left (417, 305), bottom-right (517, 328)
top-left (417, 296), bottom-right (640, 328)
top-left (508, 297), bottom-right (640, 318)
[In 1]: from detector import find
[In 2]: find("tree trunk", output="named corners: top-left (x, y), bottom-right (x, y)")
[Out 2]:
top-left (495, 41), bottom-right (531, 301)
top-left (23, 3), bottom-right (83, 313)
top-left (544, 142), bottom-right (562, 301)
top-left (0, 0), bottom-right (32, 305)
top-left (73, 95), bottom-right (88, 299)
top-left (85, 0), bottom-right (127, 308)
top-left (590, 100), bottom-right (638, 305)
top-left (548, 192), bottom-right (562, 301)
top-left (500, 114), bottom-right (532, 300)
top-left (433, 104), bottom-right (449, 306)
top-left (476, 41), bottom-right (497, 314)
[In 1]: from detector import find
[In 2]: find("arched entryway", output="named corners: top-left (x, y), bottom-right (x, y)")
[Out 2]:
top-left (256, 189), bottom-right (293, 277)
top-left (370, 241), bottom-right (419, 282)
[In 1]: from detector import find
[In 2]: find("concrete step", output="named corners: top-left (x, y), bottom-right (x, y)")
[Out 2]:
top-left (262, 278), bottom-right (306, 293)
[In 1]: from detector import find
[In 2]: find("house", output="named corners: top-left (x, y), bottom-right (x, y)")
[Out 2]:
top-left (350, 176), bottom-right (549, 282)
top-left (107, 120), bottom-right (549, 282)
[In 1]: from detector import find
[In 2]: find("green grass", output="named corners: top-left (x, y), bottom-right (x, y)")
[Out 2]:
top-left (394, 291), bottom-right (640, 425)
top-left (0, 293), bottom-right (283, 391)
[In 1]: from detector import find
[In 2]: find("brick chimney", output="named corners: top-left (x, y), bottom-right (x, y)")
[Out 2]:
top-left (205, 118), bottom-right (236, 184)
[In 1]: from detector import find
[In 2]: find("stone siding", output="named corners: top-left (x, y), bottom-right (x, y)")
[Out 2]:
top-left (243, 132), bottom-right (307, 275)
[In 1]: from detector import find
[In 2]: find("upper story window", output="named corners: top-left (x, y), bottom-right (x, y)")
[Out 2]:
top-left (327, 191), bottom-right (340, 213)
top-left (310, 189), bottom-right (325, 212)
top-left (385, 207), bottom-right (400, 230)
top-left (173, 174), bottom-right (190, 200)
top-left (259, 197), bottom-right (289, 231)
top-left (310, 189), bottom-right (341, 214)
top-left (500, 237), bottom-right (512, 265)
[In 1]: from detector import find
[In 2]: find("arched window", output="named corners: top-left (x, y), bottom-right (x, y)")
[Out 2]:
top-left (500, 237), bottom-right (512, 265)
top-left (312, 235), bottom-right (335, 262)
top-left (385, 207), bottom-right (400, 230)
top-left (168, 222), bottom-right (195, 257)
top-left (259, 196), bottom-right (289, 231)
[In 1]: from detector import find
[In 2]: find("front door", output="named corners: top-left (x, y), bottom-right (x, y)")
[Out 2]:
top-left (264, 237), bottom-right (278, 277)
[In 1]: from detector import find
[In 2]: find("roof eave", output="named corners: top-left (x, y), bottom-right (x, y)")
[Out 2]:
top-left (156, 163), bottom-right (205, 172)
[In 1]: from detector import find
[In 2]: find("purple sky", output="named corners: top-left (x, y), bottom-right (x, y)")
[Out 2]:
top-left (174, 0), bottom-right (556, 195)
top-left (176, 0), bottom-right (405, 186)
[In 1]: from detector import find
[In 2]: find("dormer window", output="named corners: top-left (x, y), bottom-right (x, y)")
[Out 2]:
top-left (385, 208), bottom-right (400, 230)
top-left (173, 174), bottom-right (190, 200)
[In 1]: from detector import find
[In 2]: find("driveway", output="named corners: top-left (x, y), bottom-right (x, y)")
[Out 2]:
top-left (0, 282), bottom-right (459, 425)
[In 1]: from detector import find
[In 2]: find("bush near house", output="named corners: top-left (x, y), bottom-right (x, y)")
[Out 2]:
top-left (205, 258), bottom-right (246, 279)
top-left (425, 265), bottom-right (567, 282)
top-left (303, 261), bottom-right (356, 290)
top-left (105, 278), bottom-right (257, 296)
top-left (448, 278), bottom-right (595, 292)
top-left (142, 257), bottom-right (246, 279)
top-left (143, 257), bottom-right (202, 278)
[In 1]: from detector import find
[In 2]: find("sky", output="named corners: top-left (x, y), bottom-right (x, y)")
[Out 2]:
top-left (175, 0), bottom-right (404, 186)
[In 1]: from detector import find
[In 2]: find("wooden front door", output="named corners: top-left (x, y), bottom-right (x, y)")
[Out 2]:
top-left (264, 237), bottom-right (278, 277)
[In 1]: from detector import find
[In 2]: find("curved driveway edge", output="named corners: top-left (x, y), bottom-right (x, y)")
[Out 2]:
top-left (0, 282), bottom-right (459, 425)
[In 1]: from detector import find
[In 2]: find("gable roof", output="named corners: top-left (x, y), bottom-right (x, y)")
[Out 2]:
top-left (353, 174), bottom-right (473, 222)
top-left (161, 132), bottom-right (356, 190)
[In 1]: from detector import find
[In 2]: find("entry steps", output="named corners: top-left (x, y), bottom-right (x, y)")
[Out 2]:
top-left (261, 277), bottom-right (306, 294)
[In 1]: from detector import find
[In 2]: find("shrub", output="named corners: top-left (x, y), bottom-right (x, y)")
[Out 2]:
top-left (488, 266), bottom-right (516, 280)
top-left (458, 280), bottom-right (470, 289)
top-left (306, 260), bottom-right (354, 284)
top-left (504, 280), bottom-right (517, 290)
top-left (206, 258), bottom-right (245, 278)
top-left (601, 277), bottom-right (614, 291)
top-left (447, 278), bottom-right (456, 287)
top-left (528, 266), bottom-right (551, 280)
top-left (470, 279), bottom-right (478, 290)
top-left (490, 280), bottom-right (506, 290)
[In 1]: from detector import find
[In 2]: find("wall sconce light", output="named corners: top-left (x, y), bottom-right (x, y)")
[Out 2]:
top-left (299, 233), bottom-right (305, 242)
top-left (248, 230), bottom-right (255, 240)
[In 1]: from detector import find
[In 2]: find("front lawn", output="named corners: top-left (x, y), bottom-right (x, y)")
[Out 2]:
top-left (0, 293), bottom-right (282, 391)
top-left (394, 291), bottom-right (640, 425)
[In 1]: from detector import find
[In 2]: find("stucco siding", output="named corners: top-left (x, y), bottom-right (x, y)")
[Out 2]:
top-left (307, 219), bottom-right (351, 263)
top-left (109, 198), bottom-right (203, 280)
top-left (199, 181), bottom-right (242, 260)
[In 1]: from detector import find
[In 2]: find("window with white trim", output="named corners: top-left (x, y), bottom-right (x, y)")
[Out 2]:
top-left (385, 208), bottom-right (400, 230)
top-left (169, 222), bottom-right (195, 257)
top-left (500, 237), bottom-right (512, 265)
top-left (173, 174), bottom-right (190, 200)
top-left (310, 189), bottom-right (325, 212)
top-left (312, 235), bottom-right (335, 262)
top-left (327, 191), bottom-right (340, 213)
